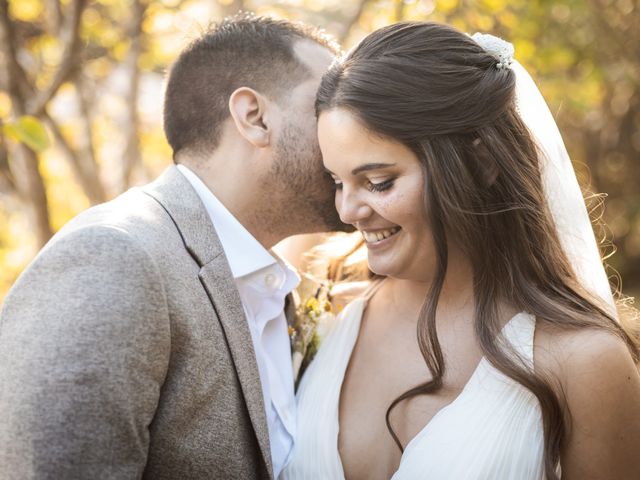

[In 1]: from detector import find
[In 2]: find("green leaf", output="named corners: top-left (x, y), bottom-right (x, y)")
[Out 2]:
top-left (3, 116), bottom-right (50, 153)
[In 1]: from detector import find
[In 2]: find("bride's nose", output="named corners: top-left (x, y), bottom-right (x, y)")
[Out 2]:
top-left (337, 187), bottom-right (373, 225)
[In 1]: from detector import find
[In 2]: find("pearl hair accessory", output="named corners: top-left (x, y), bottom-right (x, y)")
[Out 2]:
top-left (471, 32), bottom-right (515, 70)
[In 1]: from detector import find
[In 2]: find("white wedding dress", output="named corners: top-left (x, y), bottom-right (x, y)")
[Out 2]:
top-left (280, 294), bottom-right (547, 479)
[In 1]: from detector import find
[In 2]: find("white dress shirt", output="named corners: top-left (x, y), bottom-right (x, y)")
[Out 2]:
top-left (177, 165), bottom-right (299, 477)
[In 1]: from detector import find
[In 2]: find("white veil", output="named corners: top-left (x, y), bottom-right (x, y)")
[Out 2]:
top-left (512, 60), bottom-right (617, 316)
top-left (471, 32), bottom-right (616, 316)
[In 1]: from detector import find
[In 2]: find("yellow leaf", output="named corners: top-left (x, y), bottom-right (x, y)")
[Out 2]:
top-left (480, 0), bottom-right (508, 10)
top-left (9, 0), bottom-right (43, 22)
top-left (3, 116), bottom-right (51, 153)
top-left (437, 0), bottom-right (459, 14)
top-left (0, 92), bottom-right (12, 119)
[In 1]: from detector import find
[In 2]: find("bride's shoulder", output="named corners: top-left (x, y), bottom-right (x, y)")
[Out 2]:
top-left (534, 322), bottom-right (639, 412)
top-left (533, 322), bottom-right (640, 476)
top-left (534, 322), bottom-right (635, 378)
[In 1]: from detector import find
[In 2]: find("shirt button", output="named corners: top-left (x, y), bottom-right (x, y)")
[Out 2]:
top-left (264, 273), bottom-right (278, 290)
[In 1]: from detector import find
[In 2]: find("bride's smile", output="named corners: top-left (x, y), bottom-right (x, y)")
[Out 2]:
top-left (361, 226), bottom-right (401, 244)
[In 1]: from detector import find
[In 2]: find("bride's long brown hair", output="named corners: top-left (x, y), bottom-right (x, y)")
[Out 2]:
top-left (316, 21), bottom-right (638, 479)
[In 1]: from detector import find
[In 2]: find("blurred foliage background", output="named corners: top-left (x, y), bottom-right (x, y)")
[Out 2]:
top-left (0, 0), bottom-right (638, 303)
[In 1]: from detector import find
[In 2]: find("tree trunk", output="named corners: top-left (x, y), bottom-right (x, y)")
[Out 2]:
top-left (12, 145), bottom-right (53, 246)
top-left (121, 0), bottom-right (146, 191)
top-left (0, 0), bottom-right (53, 245)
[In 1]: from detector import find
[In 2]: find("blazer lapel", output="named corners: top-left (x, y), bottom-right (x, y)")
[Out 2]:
top-left (142, 166), bottom-right (273, 478)
top-left (199, 260), bottom-right (273, 477)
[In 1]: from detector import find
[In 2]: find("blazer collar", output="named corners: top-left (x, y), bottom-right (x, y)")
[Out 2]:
top-left (142, 165), bottom-right (223, 265)
top-left (142, 165), bottom-right (274, 478)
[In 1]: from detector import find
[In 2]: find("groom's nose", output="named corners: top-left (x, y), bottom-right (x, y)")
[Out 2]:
top-left (337, 188), bottom-right (373, 225)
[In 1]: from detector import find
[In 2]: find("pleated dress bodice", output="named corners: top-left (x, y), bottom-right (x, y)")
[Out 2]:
top-left (281, 296), bottom-right (547, 480)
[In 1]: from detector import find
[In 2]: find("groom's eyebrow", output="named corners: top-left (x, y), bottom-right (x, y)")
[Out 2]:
top-left (351, 163), bottom-right (396, 175)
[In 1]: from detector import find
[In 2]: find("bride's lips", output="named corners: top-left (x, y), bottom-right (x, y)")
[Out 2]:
top-left (361, 226), bottom-right (401, 250)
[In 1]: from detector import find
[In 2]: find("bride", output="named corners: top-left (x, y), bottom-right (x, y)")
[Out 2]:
top-left (281, 22), bottom-right (640, 479)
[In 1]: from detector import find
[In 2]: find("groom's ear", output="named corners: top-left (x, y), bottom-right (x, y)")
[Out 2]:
top-left (228, 87), bottom-right (271, 148)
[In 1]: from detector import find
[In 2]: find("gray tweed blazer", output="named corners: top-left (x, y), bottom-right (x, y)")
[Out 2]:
top-left (0, 166), bottom-right (274, 479)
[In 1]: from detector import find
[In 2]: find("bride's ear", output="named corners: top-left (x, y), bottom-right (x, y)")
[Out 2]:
top-left (228, 87), bottom-right (271, 148)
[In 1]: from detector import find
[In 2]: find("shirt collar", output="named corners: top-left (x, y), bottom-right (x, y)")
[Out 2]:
top-left (176, 164), bottom-right (276, 278)
top-left (240, 255), bottom-right (300, 298)
top-left (237, 257), bottom-right (300, 333)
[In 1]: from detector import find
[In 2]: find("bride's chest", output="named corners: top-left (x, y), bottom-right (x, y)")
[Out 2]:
top-left (337, 319), bottom-right (483, 479)
top-left (338, 385), bottom-right (466, 480)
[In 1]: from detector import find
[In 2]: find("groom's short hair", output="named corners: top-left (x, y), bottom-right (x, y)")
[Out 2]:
top-left (163, 13), bottom-right (339, 159)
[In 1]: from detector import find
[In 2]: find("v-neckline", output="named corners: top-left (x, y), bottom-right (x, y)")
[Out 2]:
top-left (336, 301), bottom-right (525, 477)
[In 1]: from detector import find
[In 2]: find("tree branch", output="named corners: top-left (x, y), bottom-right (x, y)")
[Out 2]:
top-left (45, 0), bottom-right (63, 35)
top-left (338, 0), bottom-right (371, 44)
top-left (26, 0), bottom-right (88, 117)
top-left (0, 119), bottom-right (16, 192)
top-left (44, 110), bottom-right (106, 205)
top-left (0, 0), bottom-right (29, 114)
top-left (395, 0), bottom-right (406, 22)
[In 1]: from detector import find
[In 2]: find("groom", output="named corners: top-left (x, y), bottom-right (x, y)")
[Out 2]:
top-left (0, 14), bottom-right (342, 480)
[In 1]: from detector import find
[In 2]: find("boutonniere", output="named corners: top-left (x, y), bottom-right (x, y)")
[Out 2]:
top-left (288, 274), bottom-right (338, 387)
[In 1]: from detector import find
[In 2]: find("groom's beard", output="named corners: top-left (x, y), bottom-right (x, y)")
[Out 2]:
top-left (267, 121), bottom-right (352, 233)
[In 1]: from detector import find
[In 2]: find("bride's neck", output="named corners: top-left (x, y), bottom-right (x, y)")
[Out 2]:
top-left (383, 247), bottom-right (475, 313)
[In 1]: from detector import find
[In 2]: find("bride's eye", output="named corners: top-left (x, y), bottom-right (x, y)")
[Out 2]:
top-left (333, 179), bottom-right (343, 190)
top-left (367, 178), bottom-right (395, 193)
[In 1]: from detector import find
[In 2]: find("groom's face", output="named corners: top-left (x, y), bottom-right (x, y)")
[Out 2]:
top-left (266, 40), bottom-right (346, 232)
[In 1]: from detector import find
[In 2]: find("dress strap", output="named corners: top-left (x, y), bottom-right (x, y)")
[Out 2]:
top-left (500, 312), bottom-right (537, 369)
top-left (360, 277), bottom-right (387, 302)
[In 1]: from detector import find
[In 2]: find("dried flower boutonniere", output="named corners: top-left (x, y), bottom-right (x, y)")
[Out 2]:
top-left (288, 275), bottom-right (338, 387)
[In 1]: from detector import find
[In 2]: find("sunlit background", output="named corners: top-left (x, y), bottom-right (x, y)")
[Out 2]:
top-left (0, 0), bottom-right (638, 303)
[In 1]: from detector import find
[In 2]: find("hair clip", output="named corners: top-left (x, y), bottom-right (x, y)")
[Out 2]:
top-left (471, 33), bottom-right (514, 70)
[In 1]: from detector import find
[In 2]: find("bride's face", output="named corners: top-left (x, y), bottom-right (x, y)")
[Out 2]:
top-left (318, 108), bottom-right (435, 281)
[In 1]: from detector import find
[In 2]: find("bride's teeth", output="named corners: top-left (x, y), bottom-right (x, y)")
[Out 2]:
top-left (363, 227), bottom-right (399, 243)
